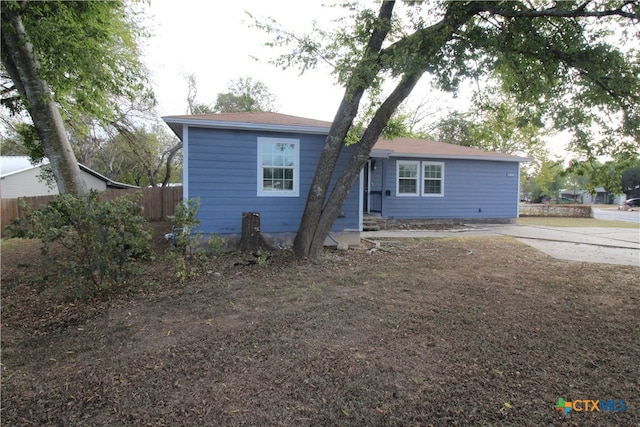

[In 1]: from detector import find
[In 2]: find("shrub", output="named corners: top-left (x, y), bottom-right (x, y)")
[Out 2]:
top-left (165, 198), bottom-right (202, 282)
top-left (6, 191), bottom-right (152, 297)
top-left (166, 198), bottom-right (201, 253)
top-left (207, 233), bottom-right (225, 255)
top-left (165, 198), bottom-right (227, 282)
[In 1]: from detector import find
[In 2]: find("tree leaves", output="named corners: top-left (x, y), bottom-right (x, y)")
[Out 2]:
top-left (213, 77), bottom-right (277, 113)
top-left (5, 0), bottom-right (153, 125)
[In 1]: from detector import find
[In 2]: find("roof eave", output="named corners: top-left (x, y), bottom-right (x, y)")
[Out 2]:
top-left (0, 159), bottom-right (48, 178)
top-left (162, 117), bottom-right (331, 139)
top-left (384, 153), bottom-right (530, 162)
top-left (106, 181), bottom-right (139, 189)
top-left (0, 167), bottom-right (35, 179)
top-left (78, 164), bottom-right (139, 189)
top-left (370, 149), bottom-right (395, 159)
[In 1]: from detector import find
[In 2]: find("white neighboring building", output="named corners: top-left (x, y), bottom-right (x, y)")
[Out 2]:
top-left (0, 156), bottom-right (137, 198)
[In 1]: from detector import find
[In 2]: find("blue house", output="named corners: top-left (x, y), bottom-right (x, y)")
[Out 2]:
top-left (367, 137), bottom-right (526, 220)
top-left (163, 112), bottom-right (527, 246)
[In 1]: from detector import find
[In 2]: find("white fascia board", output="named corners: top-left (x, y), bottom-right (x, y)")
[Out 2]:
top-left (387, 153), bottom-right (530, 163)
top-left (0, 167), bottom-right (37, 179)
top-left (0, 159), bottom-right (48, 178)
top-left (370, 149), bottom-right (394, 158)
top-left (162, 117), bottom-right (331, 136)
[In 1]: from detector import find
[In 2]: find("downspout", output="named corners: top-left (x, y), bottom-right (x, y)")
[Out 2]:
top-left (182, 126), bottom-right (189, 201)
top-left (366, 160), bottom-right (371, 214)
top-left (516, 162), bottom-right (521, 218)
top-left (358, 167), bottom-right (364, 231)
top-left (381, 159), bottom-right (385, 216)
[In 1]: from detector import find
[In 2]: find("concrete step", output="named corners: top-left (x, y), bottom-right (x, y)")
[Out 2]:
top-left (363, 215), bottom-right (382, 231)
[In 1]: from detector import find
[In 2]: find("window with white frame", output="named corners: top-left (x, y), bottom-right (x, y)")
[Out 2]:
top-left (257, 137), bottom-right (299, 197)
top-left (397, 161), bottom-right (420, 196)
top-left (423, 162), bottom-right (444, 196)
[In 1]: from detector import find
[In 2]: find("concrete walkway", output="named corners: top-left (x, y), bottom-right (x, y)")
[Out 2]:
top-left (362, 224), bottom-right (640, 267)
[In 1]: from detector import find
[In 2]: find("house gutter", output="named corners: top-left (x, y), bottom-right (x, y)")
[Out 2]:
top-left (372, 152), bottom-right (530, 163)
top-left (162, 117), bottom-right (331, 138)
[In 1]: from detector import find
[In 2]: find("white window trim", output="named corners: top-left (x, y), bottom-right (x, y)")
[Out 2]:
top-left (396, 160), bottom-right (420, 197)
top-left (422, 161), bottom-right (445, 197)
top-left (257, 137), bottom-right (300, 197)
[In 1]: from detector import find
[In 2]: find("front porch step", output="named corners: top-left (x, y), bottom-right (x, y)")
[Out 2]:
top-left (363, 216), bottom-right (381, 231)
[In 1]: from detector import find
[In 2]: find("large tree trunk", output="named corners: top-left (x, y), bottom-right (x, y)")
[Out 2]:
top-left (1, 8), bottom-right (87, 195)
top-left (293, 1), bottom-right (397, 258)
top-left (294, 1), bottom-right (482, 260)
top-left (305, 73), bottom-right (422, 259)
top-left (292, 92), bottom-right (366, 255)
top-left (161, 142), bottom-right (183, 187)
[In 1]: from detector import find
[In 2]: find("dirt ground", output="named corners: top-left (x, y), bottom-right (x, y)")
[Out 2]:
top-left (1, 221), bottom-right (639, 426)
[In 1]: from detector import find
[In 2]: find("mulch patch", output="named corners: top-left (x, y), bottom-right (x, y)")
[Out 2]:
top-left (1, 221), bottom-right (639, 426)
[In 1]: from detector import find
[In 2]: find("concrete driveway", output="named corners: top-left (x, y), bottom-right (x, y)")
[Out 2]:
top-left (362, 224), bottom-right (640, 267)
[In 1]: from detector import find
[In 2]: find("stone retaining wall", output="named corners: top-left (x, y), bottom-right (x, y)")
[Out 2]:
top-left (519, 204), bottom-right (592, 218)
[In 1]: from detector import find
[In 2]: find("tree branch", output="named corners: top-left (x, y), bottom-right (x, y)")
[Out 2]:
top-left (483, 1), bottom-right (640, 20)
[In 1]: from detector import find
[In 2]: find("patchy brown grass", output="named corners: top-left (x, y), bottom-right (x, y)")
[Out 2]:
top-left (2, 222), bottom-right (639, 426)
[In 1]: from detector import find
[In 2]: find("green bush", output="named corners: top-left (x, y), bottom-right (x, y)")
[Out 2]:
top-left (166, 197), bottom-right (201, 253)
top-left (207, 233), bottom-right (225, 255)
top-left (6, 191), bottom-right (152, 297)
top-left (165, 198), bottom-right (201, 282)
top-left (165, 198), bottom-right (228, 282)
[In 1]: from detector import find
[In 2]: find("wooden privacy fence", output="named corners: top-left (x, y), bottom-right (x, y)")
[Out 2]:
top-left (1, 186), bottom-right (183, 236)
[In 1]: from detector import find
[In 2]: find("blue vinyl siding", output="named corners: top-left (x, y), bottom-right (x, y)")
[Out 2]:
top-left (377, 157), bottom-right (520, 219)
top-left (187, 127), bottom-right (359, 236)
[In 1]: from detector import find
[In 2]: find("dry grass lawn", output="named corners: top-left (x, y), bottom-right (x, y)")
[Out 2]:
top-left (2, 222), bottom-right (639, 426)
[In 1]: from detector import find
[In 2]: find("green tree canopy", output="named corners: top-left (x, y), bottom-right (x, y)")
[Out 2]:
top-left (429, 85), bottom-right (551, 165)
top-left (213, 77), bottom-right (277, 113)
top-left (1, 0), bottom-right (152, 194)
top-left (433, 111), bottom-right (475, 147)
top-left (522, 158), bottom-right (566, 202)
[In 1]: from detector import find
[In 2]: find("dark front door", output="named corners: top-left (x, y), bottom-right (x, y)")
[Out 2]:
top-left (363, 161), bottom-right (369, 212)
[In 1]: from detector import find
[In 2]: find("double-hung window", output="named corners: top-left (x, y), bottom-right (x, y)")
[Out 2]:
top-left (397, 161), bottom-right (420, 196)
top-left (423, 162), bottom-right (444, 196)
top-left (396, 160), bottom-right (445, 196)
top-left (257, 137), bottom-right (299, 197)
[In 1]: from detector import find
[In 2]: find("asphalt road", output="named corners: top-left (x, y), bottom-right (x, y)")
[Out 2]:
top-left (593, 207), bottom-right (640, 223)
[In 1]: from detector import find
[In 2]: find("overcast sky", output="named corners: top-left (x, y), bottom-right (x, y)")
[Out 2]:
top-left (142, 1), bottom-right (350, 121)
top-left (141, 0), bottom-right (470, 123)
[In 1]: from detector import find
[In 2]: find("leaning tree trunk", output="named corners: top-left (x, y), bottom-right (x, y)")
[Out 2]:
top-left (292, 91), bottom-right (366, 256)
top-left (293, 1), bottom-right (397, 258)
top-left (1, 8), bottom-right (87, 196)
top-left (295, 1), bottom-right (483, 260)
top-left (161, 142), bottom-right (183, 187)
top-left (305, 73), bottom-right (422, 260)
